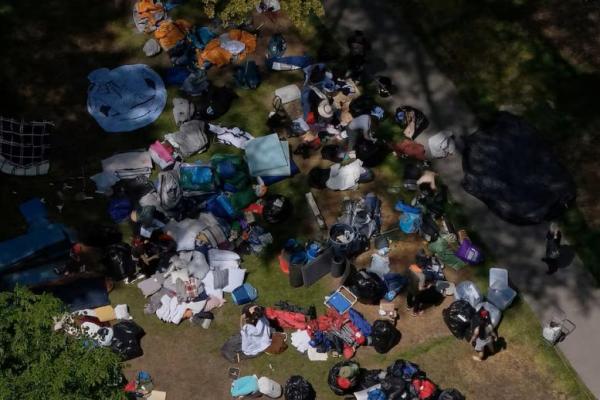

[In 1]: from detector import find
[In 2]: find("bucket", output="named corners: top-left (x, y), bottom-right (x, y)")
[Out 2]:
top-left (328, 223), bottom-right (356, 257)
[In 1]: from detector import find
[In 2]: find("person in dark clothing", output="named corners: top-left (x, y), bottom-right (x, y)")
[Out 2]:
top-left (346, 31), bottom-right (370, 82)
top-left (131, 232), bottom-right (176, 277)
top-left (406, 264), bottom-right (431, 316)
top-left (542, 222), bottom-right (562, 274)
top-left (470, 309), bottom-right (498, 361)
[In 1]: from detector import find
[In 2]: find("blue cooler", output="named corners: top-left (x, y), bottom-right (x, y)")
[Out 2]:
top-left (232, 283), bottom-right (258, 305)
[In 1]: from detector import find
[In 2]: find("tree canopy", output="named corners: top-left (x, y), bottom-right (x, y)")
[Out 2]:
top-left (0, 288), bottom-right (124, 400)
top-left (199, 0), bottom-right (324, 27)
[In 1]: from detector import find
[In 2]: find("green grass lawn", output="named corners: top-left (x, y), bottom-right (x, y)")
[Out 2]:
top-left (399, 0), bottom-right (600, 284)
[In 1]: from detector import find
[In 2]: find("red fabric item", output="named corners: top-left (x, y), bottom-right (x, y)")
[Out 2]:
top-left (278, 251), bottom-right (290, 274)
top-left (337, 376), bottom-right (352, 389)
top-left (306, 112), bottom-right (316, 125)
top-left (123, 380), bottom-right (137, 392)
top-left (265, 308), bottom-right (307, 330)
top-left (244, 203), bottom-right (264, 214)
top-left (343, 345), bottom-right (355, 359)
top-left (393, 140), bottom-right (426, 160)
top-left (411, 378), bottom-right (437, 399)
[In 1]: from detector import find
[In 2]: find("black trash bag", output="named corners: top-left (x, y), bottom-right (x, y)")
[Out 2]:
top-left (78, 224), bottom-right (122, 247)
top-left (381, 375), bottom-right (409, 399)
top-left (345, 269), bottom-right (386, 304)
top-left (284, 376), bottom-right (316, 400)
top-left (194, 85), bottom-right (238, 121)
top-left (263, 194), bottom-right (293, 224)
top-left (443, 300), bottom-right (476, 340)
top-left (462, 112), bottom-right (576, 225)
top-left (105, 243), bottom-right (135, 281)
top-left (387, 359), bottom-right (421, 382)
top-left (371, 320), bottom-right (401, 354)
top-left (355, 138), bottom-right (390, 167)
top-left (328, 361), bottom-right (361, 396)
top-left (357, 369), bottom-right (384, 390)
top-left (438, 388), bottom-right (466, 400)
top-left (111, 321), bottom-right (145, 361)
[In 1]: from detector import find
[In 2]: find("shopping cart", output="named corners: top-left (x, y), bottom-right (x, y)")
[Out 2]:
top-left (543, 311), bottom-right (576, 345)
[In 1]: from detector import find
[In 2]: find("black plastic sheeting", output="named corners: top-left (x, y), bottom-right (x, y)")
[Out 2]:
top-left (462, 112), bottom-right (575, 225)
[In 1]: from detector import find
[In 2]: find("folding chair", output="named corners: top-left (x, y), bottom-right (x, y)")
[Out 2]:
top-left (325, 286), bottom-right (357, 314)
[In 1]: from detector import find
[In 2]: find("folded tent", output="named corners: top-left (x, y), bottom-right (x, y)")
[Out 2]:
top-left (87, 64), bottom-right (167, 133)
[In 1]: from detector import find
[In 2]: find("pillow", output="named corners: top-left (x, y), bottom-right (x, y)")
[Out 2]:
top-left (93, 305), bottom-right (116, 322)
top-left (210, 259), bottom-right (240, 270)
top-left (170, 269), bottom-right (189, 285)
top-left (209, 249), bottom-right (241, 262)
top-left (212, 269), bottom-right (229, 290)
top-left (223, 268), bottom-right (246, 293)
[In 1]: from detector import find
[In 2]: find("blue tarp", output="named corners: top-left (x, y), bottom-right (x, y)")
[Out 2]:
top-left (0, 198), bottom-right (72, 288)
top-left (87, 64), bottom-right (167, 133)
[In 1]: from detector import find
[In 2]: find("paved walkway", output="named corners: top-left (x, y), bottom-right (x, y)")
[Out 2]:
top-left (325, 0), bottom-right (600, 397)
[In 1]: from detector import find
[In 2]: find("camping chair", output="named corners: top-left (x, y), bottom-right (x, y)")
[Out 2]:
top-left (325, 286), bottom-right (357, 314)
top-left (487, 267), bottom-right (516, 311)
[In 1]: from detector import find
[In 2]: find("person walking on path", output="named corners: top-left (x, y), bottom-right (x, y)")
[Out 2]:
top-left (470, 309), bottom-right (498, 361)
top-left (543, 222), bottom-right (562, 275)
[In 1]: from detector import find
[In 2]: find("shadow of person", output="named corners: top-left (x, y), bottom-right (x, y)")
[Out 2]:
top-left (557, 245), bottom-right (576, 269)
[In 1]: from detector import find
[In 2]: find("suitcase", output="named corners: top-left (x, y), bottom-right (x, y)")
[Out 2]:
top-left (231, 283), bottom-right (258, 305)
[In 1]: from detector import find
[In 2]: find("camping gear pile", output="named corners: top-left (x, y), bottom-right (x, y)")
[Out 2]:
top-left (327, 359), bottom-right (465, 399)
top-left (54, 304), bottom-right (145, 361)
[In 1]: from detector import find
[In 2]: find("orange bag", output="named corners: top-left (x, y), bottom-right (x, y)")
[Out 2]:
top-left (197, 39), bottom-right (232, 67)
top-left (154, 19), bottom-right (190, 51)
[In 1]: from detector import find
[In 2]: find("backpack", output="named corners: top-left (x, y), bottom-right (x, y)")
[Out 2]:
top-left (346, 269), bottom-right (386, 305)
top-left (387, 359), bottom-right (420, 382)
top-left (411, 378), bottom-right (438, 400)
top-left (234, 60), bottom-right (261, 90)
top-left (371, 320), bottom-right (401, 354)
top-left (267, 33), bottom-right (287, 58)
top-left (455, 238), bottom-right (483, 264)
top-left (263, 194), bottom-right (293, 224)
top-left (105, 243), bottom-right (135, 280)
top-left (395, 106), bottom-right (429, 140)
top-left (158, 170), bottom-right (182, 210)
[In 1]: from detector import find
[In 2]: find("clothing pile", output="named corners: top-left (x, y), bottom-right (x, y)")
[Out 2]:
top-left (54, 304), bottom-right (146, 361)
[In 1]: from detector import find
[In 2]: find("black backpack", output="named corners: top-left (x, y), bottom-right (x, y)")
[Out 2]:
top-left (105, 243), bottom-right (135, 281)
top-left (371, 320), bottom-right (401, 354)
top-left (263, 194), bottom-right (293, 224)
top-left (443, 300), bottom-right (477, 340)
top-left (345, 269), bottom-right (386, 305)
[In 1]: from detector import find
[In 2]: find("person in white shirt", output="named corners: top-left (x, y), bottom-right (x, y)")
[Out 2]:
top-left (240, 305), bottom-right (272, 356)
